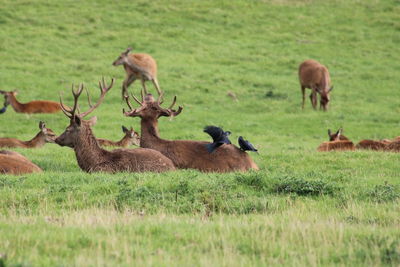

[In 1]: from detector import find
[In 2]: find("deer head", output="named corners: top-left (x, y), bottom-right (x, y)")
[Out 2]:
top-left (39, 121), bottom-right (57, 143)
top-left (55, 77), bottom-right (114, 148)
top-left (123, 89), bottom-right (183, 120)
top-left (112, 47), bottom-right (132, 66)
top-left (328, 127), bottom-right (343, 141)
top-left (0, 90), bottom-right (18, 106)
top-left (317, 86), bottom-right (333, 111)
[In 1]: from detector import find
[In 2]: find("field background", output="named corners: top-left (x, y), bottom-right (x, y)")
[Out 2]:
top-left (1, 0), bottom-right (399, 266)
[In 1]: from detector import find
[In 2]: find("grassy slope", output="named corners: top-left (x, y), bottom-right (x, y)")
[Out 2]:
top-left (0, 0), bottom-right (399, 266)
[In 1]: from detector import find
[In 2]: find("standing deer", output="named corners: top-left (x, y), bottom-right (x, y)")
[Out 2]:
top-left (317, 128), bottom-right (355, 151)
top-left (123, 90), bottom-right (259, 172)
top-left (55, 77), bottom-right (175, 173)
top-left (0, 121), bottom-right (57, 148)
top-left (299, 59), bottom-right (333, 111)
top-left (0, 150), bottom-right (42, 175)
top-left (112, 47), bottom-right (161, 99)
top-left (0, 90), bottom-right (61, 114)
top-left (97, 126), bottom-right (140, 148)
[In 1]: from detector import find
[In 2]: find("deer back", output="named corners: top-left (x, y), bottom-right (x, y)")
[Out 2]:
top-left (0, 151), bottom-right (42, 175)
top-left (0, 138), bottom-right (26, 148)
top-left (299, 60), bottom-right (331, 91)
top-left (124, 53), bottom-right (158, 79)
top-left (356, 140), bottom-right (389, 151)
top-left (317, 140), bottom-right (355, 151)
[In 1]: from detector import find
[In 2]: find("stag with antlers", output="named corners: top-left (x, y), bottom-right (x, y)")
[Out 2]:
top-left (55, 77), bottom-right (175, 173)
top-left (123, 90), bottom-right (259, 172)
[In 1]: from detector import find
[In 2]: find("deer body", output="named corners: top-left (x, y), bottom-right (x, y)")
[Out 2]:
top-left (113, 48), bottom-right (161, 99)
top-left (356, 139), bottom-right (390, 151)
top-left (0, 121), bottom-right (56, 148)
top-left (317, 128), bottom-right (355, 151)
top-left (1, 91), bottom-right (61, 114)
top-left (97, 126), bottom-right (140, 148)
top-left (56, 78), bottom-right (175, 173)
top-left (0, 150), bottom-right (42, 175)
top-left (124, 93), bottom-right (258, 172)
top-left (299, 59), bottom-right (333, 111)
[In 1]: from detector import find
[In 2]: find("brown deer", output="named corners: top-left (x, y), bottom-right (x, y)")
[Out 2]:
top-left (0, 90), bottom-right (61, 114)
top-left (317, 128), bottom-right (355, 151)
top-left (356, 139), bottom-right (390, 151)
top-left (385, 140), bottom-right (400, 152)
top-left (0, 121), bottom-right (57, 148)
top-left (123, 91), bottom-right (259, 172)
top-left (299, 59), bottom-right (333, 111)
top-left (112, 47), bottom-right (161, 99)
top-left (55, 78), bottom-right (175, 173)
top-left (97, 126), bottom-right (140, 148)
top-left (0, 150), bottom-right (43, 175)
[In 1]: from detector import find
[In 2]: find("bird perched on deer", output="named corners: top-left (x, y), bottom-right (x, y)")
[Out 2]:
top-left (0, 121), bottom-right (57, 148)
top-left (112, 47), bottom-right (161, 99)
top-left (203, 126), bottom-right (232, 153)
top-left (299, 59), bottom-right (333, 111)
top-left (238, 136), bottom-right (258, 153)
top-left (0, 90), bottom-right (62, 114)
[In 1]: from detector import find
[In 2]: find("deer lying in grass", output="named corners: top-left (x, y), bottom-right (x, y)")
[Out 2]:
top-left (317, 128), bottom-right (355, 151)
top-left (386, 140), bottom-right (400, 152)
top-left (112, 47), bottom-right (161, 99)
top-left (97, 126), bottom-right (140, 148)
top-left (299, 59), bottom-right (333, 111)
top-left (356, 139), bottom-right (391, 151)
top-left (0, 121), bottom-right (56, 148)
top-left (0, 90), bottom-right (61, 114)
top-left (123, 90), bottom-right (259, 172)
top-left (0, 150), bottom-right (42, 175)
top-left (55, 78), bottom-right (175, 173)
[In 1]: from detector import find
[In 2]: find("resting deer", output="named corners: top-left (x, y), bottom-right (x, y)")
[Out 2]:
top-left (55, 77), bottom-right (175, 173)
top-left (356, 139), bottom-right (390, 151)
top-left (123, 90), bottom-right (259, 172)
top-left (0, 90), bottom-right (61, 114)
top-left (317, 128), bottom-right (355, 151)
top-left (112, 47), bottom-right (161, 99)
top-left (299, 59), bottom-right (333, 111)
top-left (0, 121), bottom-right (57, 148)
top-left (97, 126), bottom-right (140, 148)
top-left (0, 150), bottom-right (42, 175)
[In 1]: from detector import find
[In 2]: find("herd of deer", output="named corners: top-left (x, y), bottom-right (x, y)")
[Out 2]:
top-left (0, 49), bottom-right (398, 175)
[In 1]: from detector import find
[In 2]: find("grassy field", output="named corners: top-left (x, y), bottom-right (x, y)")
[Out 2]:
top-left (1, 0), bottom-right (400, 266)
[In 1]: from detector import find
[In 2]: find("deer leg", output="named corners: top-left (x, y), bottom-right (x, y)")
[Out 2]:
top-left (122, 76), bottom-right (136, 99)
top-left (152, 78), bottom-right (162, 95)
top-left (310, 90), bottom-right (317, 110)
top-left (301, 86), bottom-right (306, 109)
top-left (141, 79), bottom-right (148, 94)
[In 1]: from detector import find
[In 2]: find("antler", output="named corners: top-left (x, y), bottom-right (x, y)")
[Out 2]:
top-left (59, 83), bottom-right (84, 119)
top-left (78, 77), bottom-right (115, 118)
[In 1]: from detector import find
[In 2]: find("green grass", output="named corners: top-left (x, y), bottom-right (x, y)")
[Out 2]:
top-left (1, 0), bottom-right (400, 266)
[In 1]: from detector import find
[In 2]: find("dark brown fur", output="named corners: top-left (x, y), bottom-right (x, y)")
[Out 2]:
top-left (0, 121), bottom-right (56, 148)
top-left (299, 59), bottom-right (333, 111)
top-left (356, 139), bottom-right (390, 151)
top-left (124, 93), bottom-right (259, 172)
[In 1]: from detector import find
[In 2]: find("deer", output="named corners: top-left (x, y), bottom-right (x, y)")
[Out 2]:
top-left (317, 128), bottom-right (355, 151)
top-left (0, 90), bottom-right (62, 114)
top-left (97, 126), bottom-right (140, 148)
top-left (299, 59), bottom-right (333, 111)
top-left (123, 90), bottom-right (259, 172)
top-left (386, 140), bottom-right (400, 152)
top-left (356, 139), bottom-right (391, 151)
top-left (0, 150), bottom-right (43, 175)
top-left (55, 77), bottom-right (175, 173)
top-left (0, 121), bottom-right (57, 148)
top-left (112, 47), bottom-right (161, 99)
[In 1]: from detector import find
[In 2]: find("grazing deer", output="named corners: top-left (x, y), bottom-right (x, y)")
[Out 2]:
top-left (0, 150), bottom-right (42, 175)
top-left (123, 90), bottom-right (259, 172)
top-left (317, 128), bottom-right (355, 151)
top-left (0, 90), bottom-right (61, 114)
top-left (97, 126), bottom-right (140, 148)
top-left (0, 121), bottom-right (57, 148)
top-left (299, 59), bottom-right (333, 111)
top-left (55, 77), bottom-right (175, 173)
top-left (112, 47), bottom-right (161, 99)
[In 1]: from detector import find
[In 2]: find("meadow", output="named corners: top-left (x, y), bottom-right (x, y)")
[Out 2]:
top-left (0, 0), bottom-right (399, 266)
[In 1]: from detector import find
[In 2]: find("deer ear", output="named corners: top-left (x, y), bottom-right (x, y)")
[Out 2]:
top-left (125, 47), bottom-right (132, 54)
top-left (73, 116), bottom-right (82, 126)
top-left (328, 129), bottom-right (332, 136)
top-left (39, 121), bottom-right (46, 130)
top-left (87, 116), bottom-right (97, 126)
top-left (122, 126), bottom-right (129, 133)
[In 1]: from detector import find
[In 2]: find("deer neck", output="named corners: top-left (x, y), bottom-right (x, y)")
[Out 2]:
top-left (74, 127), bottom-right (107, 172)
top-left (117, 135), bottom-right (130, 147)
top-left (8, 95), bottom-right (24, 112)
top-left (140, 118), bottom-right (165, 148)
top-left (23, 132), bottom-right (46, 148)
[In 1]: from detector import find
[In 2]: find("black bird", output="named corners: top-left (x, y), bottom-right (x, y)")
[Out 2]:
top-left (204, 126), bottom-right (231, 153)
top-left (0, 105), bottom-right (7, 114)
top-left (238, 136), bottom-right (258, 153)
